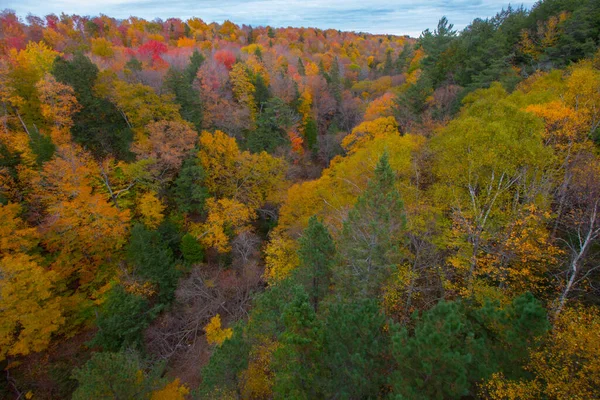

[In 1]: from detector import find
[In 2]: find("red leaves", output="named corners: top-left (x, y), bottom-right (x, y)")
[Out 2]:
top-left (214, 49), bottom-right (236, 70)
top-left (137, 40), bottom-right (168, 59)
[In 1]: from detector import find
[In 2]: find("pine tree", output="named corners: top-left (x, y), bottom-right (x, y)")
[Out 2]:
top-left (338, 152), bottom-right (406, 297)
top-left (295, 216), bottom-right (335, 312)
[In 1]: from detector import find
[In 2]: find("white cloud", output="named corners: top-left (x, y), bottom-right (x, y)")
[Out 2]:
top-left (4, 0), bottom-right (538, 37)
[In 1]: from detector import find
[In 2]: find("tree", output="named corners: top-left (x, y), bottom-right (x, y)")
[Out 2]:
top-left (52, 53), bottom-right (133, 159)
top-left (390, 293), bottom-right (549, 399)
top-left (486, 306), bottom-right (600, 400)
top-left (320, 298), bottom-right (390, 398)
top-left (338, 152), bottom-right (407, 298)
top-left (295, 216), bottom-right (335, 312)
top-left (272, 286), bottom-right (323, 399)
top-left (137, 191), bottom-right (166, 229)
top-left (0, 254), bottom-right (64, 361)
top-left (71, 350), bottom-right (166, 400)
top-left (205, 314), bottom-right (233, 346)
top-left (171, 157), bottom-right (208, 215)
top-left (163, 50), bottom-right (204, 131)
top-left (180, 233), bottom-right (204, 264)
top-left (132, 119), bottom-right (198, 180)
top-left (90, 285), bottom-right (158, 351)
top-left (127, 224), bottom-right (179, 303)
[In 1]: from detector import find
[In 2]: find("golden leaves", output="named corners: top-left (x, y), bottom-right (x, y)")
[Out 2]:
top-left (205, 314), bottom-right (233, 346)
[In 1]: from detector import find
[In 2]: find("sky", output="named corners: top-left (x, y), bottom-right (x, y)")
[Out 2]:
top-left (4, 0), bottom-right (538, 37)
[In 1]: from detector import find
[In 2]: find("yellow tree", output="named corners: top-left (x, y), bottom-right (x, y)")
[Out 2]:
top-left (230, 62), bottom-right (257, 123)
top-left (341, 116), bottom-right (399, 153)
top-left (430, 83), bottom-right (553, 296)
top-left (205, 314), bottom-right (233, 346)
top-left (0, 203), bottom-right (63, 361)
top-left (138, 191), bottom-right (166, 229)
top-left (36, 73), bottom-right (81, 145)
top-left (193, 198), bottom-right (255, 253)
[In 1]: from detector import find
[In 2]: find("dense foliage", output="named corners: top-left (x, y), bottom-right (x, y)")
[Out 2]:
top-left (1, 0), bottom-right (600, 398)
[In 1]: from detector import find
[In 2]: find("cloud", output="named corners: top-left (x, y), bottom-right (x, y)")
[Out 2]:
top-left (5, 0), bottom-right (537, 37)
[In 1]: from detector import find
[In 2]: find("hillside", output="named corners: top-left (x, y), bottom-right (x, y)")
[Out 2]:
top-left (1, 0), bottom-right (600, 398)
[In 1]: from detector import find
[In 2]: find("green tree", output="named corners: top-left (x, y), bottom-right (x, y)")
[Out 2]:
top-left (295, 216), bottom-right (335, 312)
top-left (163, 50), bottom-right (204, 131)
top-left (272, 286), bottom-right (323, 399)
top-left (52, 53), bottom-right (133, 159)
top-left (389, 293), bottom-right (549, 399)
top-left (320, 298), bottom-right (390, 398)
top-left (127, 224), bottom-right (180, 303)
top-left (90, 285), bottom-right (158, 351)
top-left (180, 233), bottom-right (204, 265)
top-left (338, 152), bottom-right (406, 298)
top-left (171, 157), bottom-right (208, 214)
top-left (71, 350), bottom-right (165, 400)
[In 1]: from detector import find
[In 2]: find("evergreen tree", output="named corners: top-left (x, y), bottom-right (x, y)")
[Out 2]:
top-left (164, 50), bottom-right (204, 131)
top-left (52, 53), bottom-right (133, 159)
top-left (320, 298), bottom-right (390, 398)
top-left (338, 152), bottom-right (406, 297)
top-left (172, 157), bottom-right (208, 214)
top-left (90, 285), bottom-right (158, 351)
top-left (295, 216), bottom-right (335, 312)
top-left (127, 224), bottom-right (179, 303)
top-left (72, 350), bottom-right (165, 400)
top-left (180, 233), bottom-right (204, 265)
top-left (272, 286), bottom-right (324, 399)
top-left (297, 58), bottom-right (306, 76)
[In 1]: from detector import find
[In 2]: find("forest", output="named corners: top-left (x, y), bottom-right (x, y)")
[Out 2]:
top-left (0, 0), bottom-right (599, 398)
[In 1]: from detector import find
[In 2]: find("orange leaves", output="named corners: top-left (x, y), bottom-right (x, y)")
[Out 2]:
top-left (133, 119), bottom-right (198, 175)
top-left (37, 145), bottom-right (130, 284)
top-left (364, 93), bottom-right (395, 121)
top-left (0, 203), bottom-right (38, 256)
top-left (205, 314), bottom-right (233, 346)
top-left (526, 101), bottom-right (589, 151)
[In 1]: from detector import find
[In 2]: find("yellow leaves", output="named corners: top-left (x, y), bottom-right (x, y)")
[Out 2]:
top-left (240, 339), bottom-right (279, 400)
top-left (485, 306), bottom-right (600, 400)
top-left (198, 130), bottom-right (240, 195)
top-left (9, 41), bottom-right (59, 80)
top-left (241, 43), bottom-right (264, 55)
top-left (151, 379), bottom-right (190, 400)
top-left (0, 203), bottom-right (39, 256)
top-left (36, 73), bottom-right (81, 145)
top-left (0, 254), bottom-right (64, 361)
top-left (195, 198), bottom-right (255, 253)
top-left (230, 63), bottom-right (257, 122)
top-left (298, 89), bottom-right (313, 125)
top-left (264, 236), bottom-right (300, 284)
top-left (90, 37), bottom-right (115, 58)
top-left (304, 61), bottom-right (319, 76)
top-left (341, 116), bottom-right (399, 153)
top-left (138, 191), bottom-right (166, 229)
top-left (205, 314), bottom-right (233, 346)
top-left (198, 130), bottom-right (286, 209)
